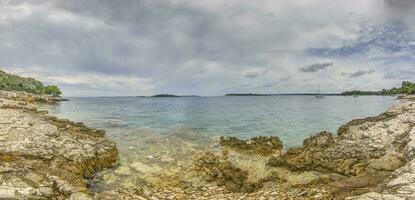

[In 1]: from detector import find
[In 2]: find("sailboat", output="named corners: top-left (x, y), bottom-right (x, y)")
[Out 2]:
top-left (315, 86), bottom-right (324, 98)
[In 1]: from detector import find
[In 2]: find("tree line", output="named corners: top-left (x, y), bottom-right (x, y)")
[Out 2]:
top-left (342, 81), bottom-right (415, 96)
top-left (0, 70), bottom-right (62, 96)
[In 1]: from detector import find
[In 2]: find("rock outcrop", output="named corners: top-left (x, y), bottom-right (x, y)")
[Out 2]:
top-left (267, 100), bottom-right (415, 198)
top-left (194, 152), bottom-right (261, 193)
top-left (189, 98), bottom-right (415, 199)
top-left (219, 136), bottom-right (283, 156)
top-left (0, 97), bottom-right (118, 199)
top-left (0, 90), bottom-right (66, 104)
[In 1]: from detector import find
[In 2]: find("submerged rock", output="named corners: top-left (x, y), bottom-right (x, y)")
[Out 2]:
top-left (219, 136), bottom-right (283, 156)
top-left (194, 152), bottom-right (261, 193)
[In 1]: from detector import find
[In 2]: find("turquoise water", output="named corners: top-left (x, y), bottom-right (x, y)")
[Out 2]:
top-left (45, 95), bottom-right (396, 147)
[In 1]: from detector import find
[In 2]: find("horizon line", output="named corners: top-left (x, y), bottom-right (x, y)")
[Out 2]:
top-left (62, 93), bottom-right (349, 98)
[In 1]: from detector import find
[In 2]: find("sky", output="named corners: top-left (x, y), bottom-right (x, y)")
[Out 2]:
top-left (0, 0), bottom-right (414, 96)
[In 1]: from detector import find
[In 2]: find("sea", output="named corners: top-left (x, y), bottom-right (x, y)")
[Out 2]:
top-left (42, 95), bottom-right (398, 189)
top-left (44, 95), bottom-right (396, 147)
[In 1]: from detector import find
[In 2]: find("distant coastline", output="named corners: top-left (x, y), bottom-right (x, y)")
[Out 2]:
top-left (150, 94), bottom-right (200, 98)
top-left (225, 93), bottom-right (341, 96)
top-left (226, 81), bottom-right (414, 97)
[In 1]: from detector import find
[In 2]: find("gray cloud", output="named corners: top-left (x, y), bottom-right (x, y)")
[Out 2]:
top-left (0, 0), bottom-right (413, 96)
top-left (244, 72), bottom-right (261, 78)
top-left (259, 76), bottom-right (292, 88)
top-left (299, 62), bottom-right (333, 73)
top-left (243, 69), bottom-right (269, 78)
top-left (383, 72), bottom-right (401, 79)
top-left (385, 0), bottom-right (415, 11)
top-left (348, 70), bottom-right (375, 78)
top-left (383, 71), bottom-right (413, 80)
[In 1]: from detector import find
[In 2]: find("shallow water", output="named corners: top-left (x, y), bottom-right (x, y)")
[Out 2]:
top-left (43, 95), bottom-right (397, 190)
top-left (45, 95), bottom-right (396, 147)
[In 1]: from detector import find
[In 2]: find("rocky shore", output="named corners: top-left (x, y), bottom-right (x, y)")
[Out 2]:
top-left (0, 90), bottom-right (67, 104)
top-left (0, 91), bottom-right (414, 200)
top-left (0, 95), bottom-right (117, 199)
top-left (92, 95), bottom-right (414, 200)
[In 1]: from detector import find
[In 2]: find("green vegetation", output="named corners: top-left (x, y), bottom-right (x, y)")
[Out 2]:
top-left (44, 85), bottom-right (62, 96)
top-left (0, 70), bottom-right (62, 95)
top-left (342, 81), bottom-right (415, 96)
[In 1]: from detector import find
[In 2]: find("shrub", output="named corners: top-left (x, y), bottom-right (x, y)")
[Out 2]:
top-left (0, 70), bottom-right (62, 95)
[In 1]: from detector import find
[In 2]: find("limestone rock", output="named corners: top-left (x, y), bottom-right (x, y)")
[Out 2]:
top-left (219, 136), bottom-right (283, 156)
top-left (194, 152), bottom-right (260, 193)
top-left (0, 97), bottom-right (118, 199)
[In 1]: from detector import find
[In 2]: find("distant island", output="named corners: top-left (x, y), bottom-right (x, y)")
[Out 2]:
top-left (342, 81), bottom-right (415, 96)
top-left (151, 94), bottom-right (200, 98)
top-left (226, 93), bottom-right (340, 96)
top-left (226, 93), bottom-right (272, 96)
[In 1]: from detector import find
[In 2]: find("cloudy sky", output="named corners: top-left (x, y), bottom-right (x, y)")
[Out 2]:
top-left (0, 0), bottom-right (414, 96)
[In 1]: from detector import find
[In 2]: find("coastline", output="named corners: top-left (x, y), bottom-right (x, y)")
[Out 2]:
top-left (0, 96), bottom-right (117, 199)
top-left (0, 92), bottom-right (414, 199)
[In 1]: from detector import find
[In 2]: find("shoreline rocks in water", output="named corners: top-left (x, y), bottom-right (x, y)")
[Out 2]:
top-left (194, 152), bottom-right (261, 193)
top-left (189, 97), bottom-right (415, 199)
top-left (219, 136), bottom-right (283, 156)
top-left (0, 94), bottom-right (117, 199)
top-left (0, 90), bottom-right (67, 104)
top-left (1, 89), bottom-right (414, 200)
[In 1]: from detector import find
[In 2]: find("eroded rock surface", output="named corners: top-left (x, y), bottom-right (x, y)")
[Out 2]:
top-left (193, 152), bottom-right (261, 193)
top-left (0, 98), bottom-right (118, 199)
top-left (184, 98), bottom-right (414, 199)
top-left (0, 90), bottom-right (66, 104)
top-left (267, 100), bottom-right (415, 198)
top-left (219, 136), bottom-right (283, 156)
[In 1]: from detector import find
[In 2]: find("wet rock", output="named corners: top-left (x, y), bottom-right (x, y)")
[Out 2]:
top-left (130, 162), bottom-right (162, 174)
top-left (303, 131), bottom-right (335, 148)
top-left (69, 192), bottom-right (93, 200)
top-left (114, 166), bottom-right (132, 175)
top-left (346, 192), bottom-right (406, 200)
top-left (288, 172), bottom-right (320, 186)
top-left (219, 136), bottom-right (283, 156)
top-left (194, 152), bottom-right (261, 193)
top-left (102, 172), bottom-right (118, 184)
